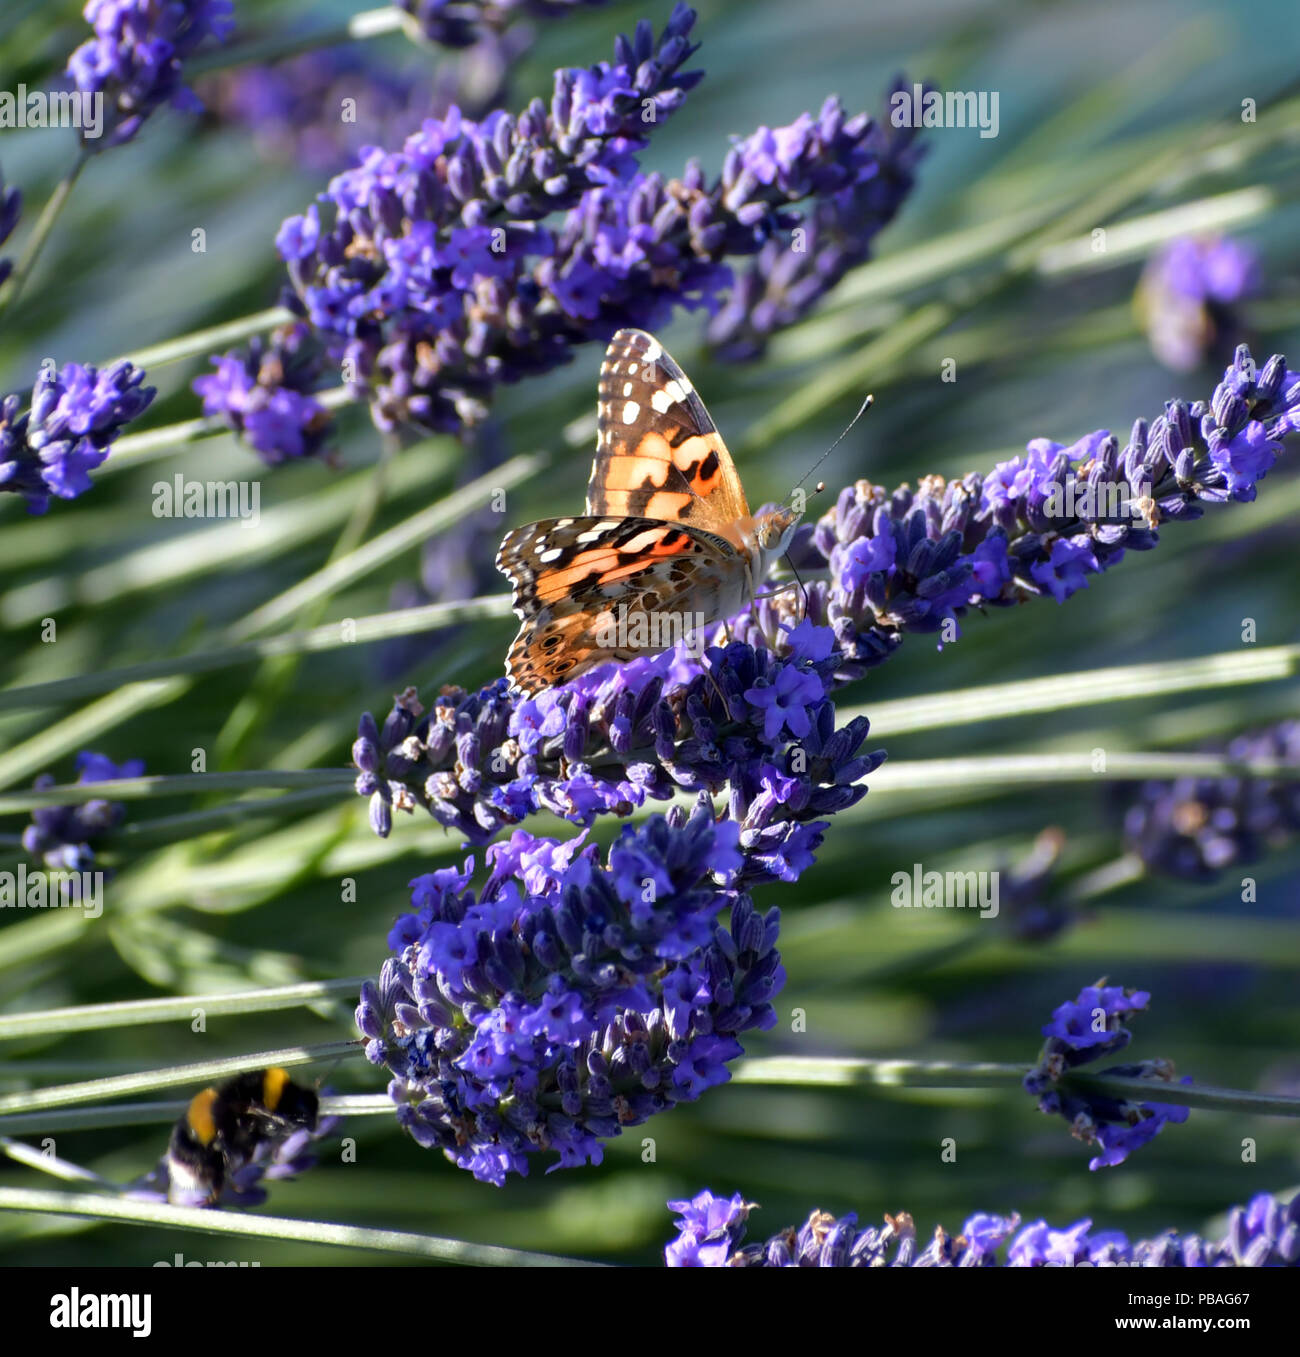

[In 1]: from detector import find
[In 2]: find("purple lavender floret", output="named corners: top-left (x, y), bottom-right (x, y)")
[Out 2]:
top-left (1124, 720), bottom-right (1300, 881)
top-left (357, 806), bottom-right (783, 1184)
top-left (0, 168), bottom-right (21, 289)
top-left (1024, 982), bottom-right (1190, 1170)
top-left (192, 321), bottom-right (334, 464)
top-left (667, 1188), bottom-right (1300, 1266)
top-left (22, 751), bottom-right (144, 871)
top-left (398, 0), bottom-right (610, 47)
top-left (1138, 235), bottom-right (1260, 372)
top-left (0, 361), bottom-right (155, 513)
top-left (66, 0), bottom-right (235, 148)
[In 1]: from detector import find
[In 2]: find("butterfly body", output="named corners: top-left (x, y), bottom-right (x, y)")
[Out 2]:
top-left (497, 329), bottom-right (801, 695)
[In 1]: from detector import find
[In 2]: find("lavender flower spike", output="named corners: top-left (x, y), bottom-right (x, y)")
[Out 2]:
top-left (1137, 234), bottom-right (1259, 372)
top-left (706, 81), bottom-right (927, 361)
top-left (356, 807), bottom-right (784, 1184)
top-left (22, 751), bottom-right (145, 871)
top-left (0, 361), bottom-right (155, 513)
top-left (353, 623), bottom-right (885, 889)
top-left (1124, 719), bottom-right (1300, 880)
top-left (1024, 982), bottom-right (1190, 1170)
top-left (67, 0), bottom-right (235, 148)
top-left (777, 344), bottom-right (1300, 682)
top-left (193, 320), bottom-right (334, 465)
top-left (277, 8), bottom-right (923, 435)
top-left (667, 1189), bottom-right (1300, 1266)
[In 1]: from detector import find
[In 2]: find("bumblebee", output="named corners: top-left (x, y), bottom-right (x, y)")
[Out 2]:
top-left (166, 1067), bottom-right (319, 1204)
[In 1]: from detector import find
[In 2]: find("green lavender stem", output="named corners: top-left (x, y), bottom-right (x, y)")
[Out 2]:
top-left (0, 1189), bottom-right (598, 1264)
top-left (733, 1057), bottom-right (1300, 1117)
top-left (0, 1040), bottom-right (362, 1115)
top-left (0, 153), bottom-right (88, 322)
top-left (0, 597), bottom-right (513, 710)
top-left (0, 980), bottom-right (364, 1040)
top-left (0, 769), bottom-right (355, 814)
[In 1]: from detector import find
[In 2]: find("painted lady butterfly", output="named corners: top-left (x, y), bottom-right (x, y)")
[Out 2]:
top-left (496, 328), bottom-right (803, 695)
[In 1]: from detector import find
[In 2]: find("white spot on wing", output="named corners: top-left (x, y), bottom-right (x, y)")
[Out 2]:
top-left (641, 339), bottom-right (662, 362)
top-left (623, 382), bottom-right (633, 397)
top-left (622, 400), bottom-right (640, 424)
top-left (650, 378), bottom-right (688, 414)
top-left (538, 547), bottom-right (563, 563)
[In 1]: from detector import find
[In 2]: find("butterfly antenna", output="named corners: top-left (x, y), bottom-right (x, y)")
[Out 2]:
top-left (701, 639), bottom-right (731, 714)
top-left (787, 554), bottom-right (810, 622)
top-left (313, 1043), bottom-right (363, 1092)
top-left (788, 393), bottom-right (874, 501)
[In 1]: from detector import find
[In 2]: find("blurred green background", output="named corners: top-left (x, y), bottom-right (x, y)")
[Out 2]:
top-left (0, 0), bottom-right (1297, 1264)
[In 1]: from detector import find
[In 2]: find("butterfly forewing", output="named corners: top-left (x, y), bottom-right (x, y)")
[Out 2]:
top-left (589, 328), bottom-right (749, 532)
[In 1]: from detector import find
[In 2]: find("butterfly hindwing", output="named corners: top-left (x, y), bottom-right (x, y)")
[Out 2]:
top-left (588, 328), bottom-right (749, 533)
top-left (497, 515), bottom-right (736, 609)
top-left (496, 515), bottom-right (743, 691)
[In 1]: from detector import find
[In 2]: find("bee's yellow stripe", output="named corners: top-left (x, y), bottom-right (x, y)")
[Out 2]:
top-left (186, 1088), bottom-right (219, 1145)
top-left (262, 1066), bottom-right (289, 1113)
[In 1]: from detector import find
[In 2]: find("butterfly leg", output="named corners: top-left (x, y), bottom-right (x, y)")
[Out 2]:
top-left (751, 580), bottom-right (803, 602)
top-left (700, 651), bottom-right (731, 716)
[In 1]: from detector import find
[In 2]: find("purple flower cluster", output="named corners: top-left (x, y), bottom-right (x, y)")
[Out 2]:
top-left (0, 360), bottom-right (155, 513)
top-left (990, 828), bottom-right (1070, 943)
top-left (22, 751), bottom-right (144, 871)
top-left (706, 96), bottom-right (925, 361)
top-left (356, 806), bottom-right (784, 1184)
top-left (353, 619), bottom-right (884, 886)
top-left (397, 0), bottom-right (609, 48)
top-left (1124, 720), bottom-right (1300, 880)
top-left (67, 0), bottom-right (235, 148)
top-left (0, 168), bottom-right (21, 288)
top-left (276, 5), bottom-right (700, 431)
top-left (193, 321), bottom-right (334, 464)
top-left (780, 345), bottom-right (1300, 682)
top-left (666, 1188), bottom-right (1300, 1266)
top-left (1138, 235), bottom-right (1260, 372)
top-left (1024, 983), bottom-right (1190, 1170)
top-left (274, 8), bottom-right (923, 433)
